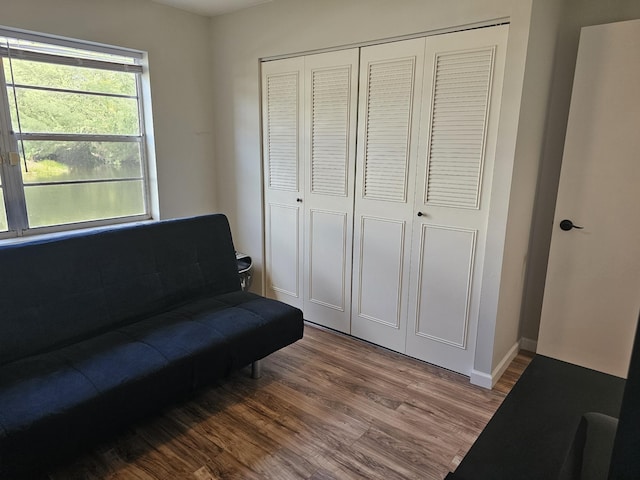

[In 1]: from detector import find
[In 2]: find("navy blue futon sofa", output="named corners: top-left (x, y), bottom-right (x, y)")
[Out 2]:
top-left (0, 214), bottom-right (303, 477)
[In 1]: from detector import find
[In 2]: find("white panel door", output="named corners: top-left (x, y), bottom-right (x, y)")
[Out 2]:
top-left (351, 38), bottom-right (426, 352)
top-left (538, 20), bottom-right (640, 378)
top-left (303, 49), bottom-right (359, 333)
top-left (262, 57), bottom-right (305, 309)
top-left (406, 25), bottom-right (509, 375)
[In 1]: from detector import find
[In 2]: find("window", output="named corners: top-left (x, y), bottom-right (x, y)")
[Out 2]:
top-left (0, 28), bottom-right (151, 237)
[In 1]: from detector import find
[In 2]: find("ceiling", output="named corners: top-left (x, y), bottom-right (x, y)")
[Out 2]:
top-left (151, 0), bottom-right (273, 17)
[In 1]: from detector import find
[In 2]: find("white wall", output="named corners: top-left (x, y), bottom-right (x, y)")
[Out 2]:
top-left (0, 0), bottom-right (217, 220)
top-left (488, 0), bottom-right (565, 369)
top-left (210, 0), bottom-right (540, 381)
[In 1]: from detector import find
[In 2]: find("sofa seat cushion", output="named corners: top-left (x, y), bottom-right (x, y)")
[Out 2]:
top-left (121, 291), bottom-right (303, 386)
top-left (0, 333), bottom-right (183, 440)
top-left (0, 353), bottom-right (99, 435)
top-left (201, 291), bottom-right (305, 367)
top-left (0, 291), bottom-right (302, 444)
top-left (117, 306), bottom-right (230, 362)
top-left (0, 332), bottom-right (191, 476)
top-left (56, 331), bottom-right (172, 393)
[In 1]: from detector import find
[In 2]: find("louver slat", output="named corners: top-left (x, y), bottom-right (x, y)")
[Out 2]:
top-left (426, 48), bottom-right (494, 208)
top-left (267, 73), bottom-right (299, 191)
top-left (311, 67), bottom-right (351, 196)
top-left (364, 58), bottom-right (415, 202)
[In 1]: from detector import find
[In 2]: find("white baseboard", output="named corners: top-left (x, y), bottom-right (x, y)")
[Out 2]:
top-left (520, 337), bottom-right (538, 353)
top-left (469, 369), bottom-right (493, 389)
top-left (470, 340), bottom-right (520, 389)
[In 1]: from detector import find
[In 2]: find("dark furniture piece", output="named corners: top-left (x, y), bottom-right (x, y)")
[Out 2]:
top-left (447, 317), bottom-right (640, 480)
top-left (607, 314), bottom-right (640, 479)
top-left (0, 214), bottom-right (303, 477)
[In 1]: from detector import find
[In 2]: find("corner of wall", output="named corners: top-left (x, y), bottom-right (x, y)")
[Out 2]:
top-left (520, 337), bottom-right (538, 352)
top-left (471, 340), bottom-right (520, 389)
top-left (473, 0), bottom-right (534, 377)
top-left (485, 0), bottom-right (566, 374)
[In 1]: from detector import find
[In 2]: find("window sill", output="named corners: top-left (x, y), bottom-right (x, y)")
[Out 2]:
top-left (0, 215), bottom-right (155, 246)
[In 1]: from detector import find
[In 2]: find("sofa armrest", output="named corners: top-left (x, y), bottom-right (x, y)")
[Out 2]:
top-left (558, 412), bottom-right (618, 480)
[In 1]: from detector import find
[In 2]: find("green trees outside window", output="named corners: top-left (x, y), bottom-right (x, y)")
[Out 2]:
top-left (0, 33), bottom-right (149, 234)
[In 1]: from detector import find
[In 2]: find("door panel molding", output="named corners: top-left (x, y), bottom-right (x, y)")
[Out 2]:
top-left (266, 202), bottom-right (301, 298)
top-left (308, 209), bottom-right (348, 312)
top-left (413, 224), bottom-right (477, 349)
top-left (356, 215), bottom-right (407, 329)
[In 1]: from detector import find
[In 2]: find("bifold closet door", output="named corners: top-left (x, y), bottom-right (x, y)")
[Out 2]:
top-left (264, 25), bottom-right (509, 375)
top-left (302, 49), bottom-right (359, 333)
top-left (262, 57), bottom-right (305, 309)
top-left (351, 38), bottom-right (426, 352)
top-left (406, 25), bottom-right (508, 375)
top-left (262, 50), bottom-right (358, 331)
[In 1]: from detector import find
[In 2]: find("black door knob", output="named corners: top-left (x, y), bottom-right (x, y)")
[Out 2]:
top-left (417, 212), bottom-right (424, 217)
top-left (560, 219), bottom-right (583, 231)
top-left (296, 198), bottom-right (303, 203)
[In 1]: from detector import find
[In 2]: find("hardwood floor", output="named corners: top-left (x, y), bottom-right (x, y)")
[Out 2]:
top-left (492, 348), bottom-right (535, 395)
top-left (49, 324), bottom-right (533, 480)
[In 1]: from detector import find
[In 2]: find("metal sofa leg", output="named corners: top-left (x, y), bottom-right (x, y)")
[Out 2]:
top-left (251, 360), bottom-right (263, 379)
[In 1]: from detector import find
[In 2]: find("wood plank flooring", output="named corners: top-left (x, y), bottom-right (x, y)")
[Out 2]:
top-left (49, 324), bottom-right (533, 480)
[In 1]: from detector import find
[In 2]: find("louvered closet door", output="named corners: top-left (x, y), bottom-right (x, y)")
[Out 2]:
top-left (351, 38), bottom-right (426, 352)
top-left (262, 57), bottom-right (305, 309)
top-left (302, 49), bottom-right (359, 333)
top-left (406, 25), bottom-right (508, 375)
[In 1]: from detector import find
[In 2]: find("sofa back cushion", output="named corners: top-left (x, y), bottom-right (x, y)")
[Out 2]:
top-left (0, 214), bottom-right (241, 365)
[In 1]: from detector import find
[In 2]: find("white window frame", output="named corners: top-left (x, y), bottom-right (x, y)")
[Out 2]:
top-left (0, 26), bottom-right (154, 239)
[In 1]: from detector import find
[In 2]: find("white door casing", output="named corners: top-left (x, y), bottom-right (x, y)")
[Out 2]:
top-left (538, 20), bottom-right (640, 378)
top-left (406, 26), bottom-right (509, 375)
